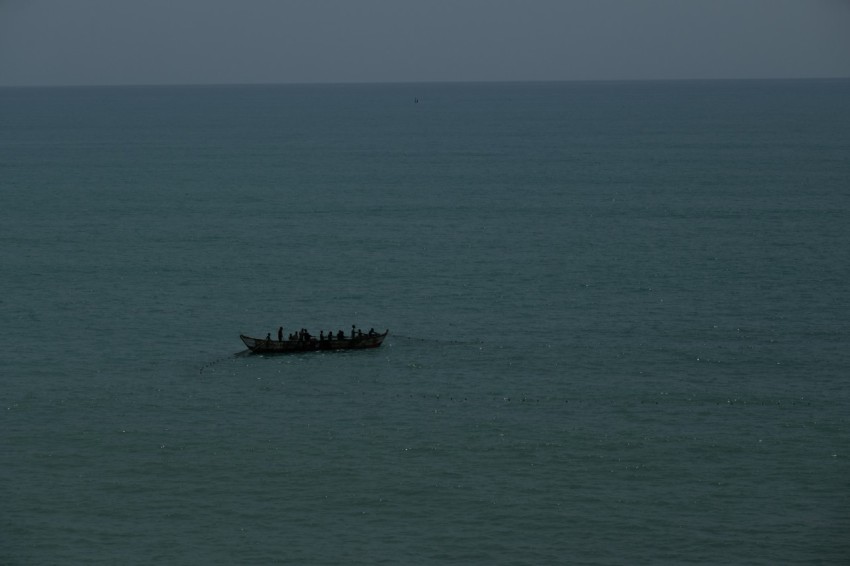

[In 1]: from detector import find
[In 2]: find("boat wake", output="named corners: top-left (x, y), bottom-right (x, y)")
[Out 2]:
top-left (200, 335), bottom-right (482, 374)
top-left (391, 334), bottom-right (485, 346)
top-left (199, 350), bottom-right (251, 374)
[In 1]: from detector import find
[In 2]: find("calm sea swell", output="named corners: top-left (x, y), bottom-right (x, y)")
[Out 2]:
top-left (1, 80), bottom-right (849, 564)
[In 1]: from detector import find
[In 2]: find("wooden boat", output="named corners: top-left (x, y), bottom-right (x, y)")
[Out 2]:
top-left (239, 330), bottom-right (389, 354)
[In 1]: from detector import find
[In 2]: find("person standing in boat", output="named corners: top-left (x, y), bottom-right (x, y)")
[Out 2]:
top-left (351, 325), bottom-right (356, 339)
top-left (278, 326), bottom-right (283, 342)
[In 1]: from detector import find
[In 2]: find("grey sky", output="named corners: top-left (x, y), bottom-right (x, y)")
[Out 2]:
top-left (1, 0), bottom-right (849, 86)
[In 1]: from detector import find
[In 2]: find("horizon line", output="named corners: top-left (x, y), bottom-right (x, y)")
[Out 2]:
top-left (1, 75), bottom-right (849, 90)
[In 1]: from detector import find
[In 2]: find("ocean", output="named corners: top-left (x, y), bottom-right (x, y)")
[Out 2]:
top-left (1, 79), bottom-right (848, 564)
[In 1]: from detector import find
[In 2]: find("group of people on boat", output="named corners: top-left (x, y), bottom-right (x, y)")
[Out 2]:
top-left (266, 325), bottom-right (379, 343)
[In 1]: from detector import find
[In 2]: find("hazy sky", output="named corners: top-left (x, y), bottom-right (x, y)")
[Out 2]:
top-left (1, 0), bottom-right (849, 86)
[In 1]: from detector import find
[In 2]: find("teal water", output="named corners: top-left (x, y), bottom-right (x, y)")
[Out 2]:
top-left (2, 80), bottom-right (849, 564)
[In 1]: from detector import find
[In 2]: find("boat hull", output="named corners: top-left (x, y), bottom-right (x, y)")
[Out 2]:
top-left (240, 331), bottom-right (388, 354)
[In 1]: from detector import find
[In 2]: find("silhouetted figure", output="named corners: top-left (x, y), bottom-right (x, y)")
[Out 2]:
top-left (351, 325), bottom-right (356, 339)
top-left (278, 327), bottom-right (283, 341)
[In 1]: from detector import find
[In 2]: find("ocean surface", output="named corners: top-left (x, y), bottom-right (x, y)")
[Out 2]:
top-left (1, 79), bottom-right (849, 564)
